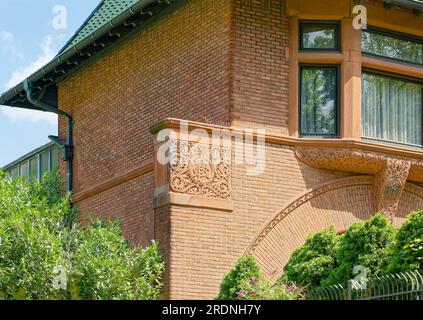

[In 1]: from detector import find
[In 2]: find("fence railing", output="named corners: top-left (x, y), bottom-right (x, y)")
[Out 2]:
top-left (309, 270), bottom-right (423, 300)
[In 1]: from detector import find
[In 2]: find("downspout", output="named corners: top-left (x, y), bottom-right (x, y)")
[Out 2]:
top-left (23, 79), bottom-right (73, 193)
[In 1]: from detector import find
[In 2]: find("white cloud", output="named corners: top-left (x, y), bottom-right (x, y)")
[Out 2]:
top-left (1, 30), bottom-right (24, 61)
top-left (0, 106), bottom-right (57, 125)
top-left (5, 36), bottom-right (55, 90)
top-left (0, 31), bottom-right (14, 41)
top-left (1, 35), bottom-right (58, 125)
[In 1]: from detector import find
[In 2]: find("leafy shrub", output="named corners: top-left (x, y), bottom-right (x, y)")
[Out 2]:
top-left (218, 256), bottom-right (304, 300)
top-left (68, 221), bottom-right (163, 300)
top-left (0, 172), bottom-right (71, 299)
top-left (323, 214), bottom-right (395, 286)
top-left (217, 256), bottom-right (261, 300)
top-left (387, 210), bottom-right (423, 273)
top-left (237, 277), bottom-right (305, 300)
top-left (283, 227), bottom-right (340, 288)
top-left (283, 214), bottom-right (397, 289)
top-left (0, 171), bottom-right (164, 300)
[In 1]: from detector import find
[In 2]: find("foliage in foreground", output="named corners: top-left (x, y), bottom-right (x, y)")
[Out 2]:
top-left (283, 227), bottom-right (339, 288)
top-left (387, 211), bottom-right (423, 273)
top-left (322, 214), bottom-right (396, 287)
top-left (217, 256), bottom-right (304, 300)
top-left (0, 171), bottom-right (164, 300)
top-left (284, 211), bottom-right (423, 290)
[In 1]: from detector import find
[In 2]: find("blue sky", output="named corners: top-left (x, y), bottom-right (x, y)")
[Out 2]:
top-left (0, 0), bottom-right (101, 167)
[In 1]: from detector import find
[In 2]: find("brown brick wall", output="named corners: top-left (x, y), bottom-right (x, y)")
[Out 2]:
top-left (231, 0), bottom-right (289, 135)
top-left (77, 172), bottom-right (155, 246)
top-left (160, 0), bottom-right (352, 298)
top-left (55, 0), bottom-right (423, 300)
top-left (166, 142), bottom-right (351, 299)
top-left (56, 0), bottom-right (361, 299)
top-left (59, 0), bottom-right (232, 192)
top-left (58, 0), bottom-right (233, 245)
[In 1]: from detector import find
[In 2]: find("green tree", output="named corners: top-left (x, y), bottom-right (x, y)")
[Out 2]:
top-left (68, 221), bottom-right (163, 300)
top-left (322, 214), bottom-right (396, 287)
top-left (0, 171), bottom-right (71, 299)
top-left (386, 210), bottom-right (423, 273)
top-left (283, 227), bottom-right (340, 288)
top-left (218, 256), bottom-right (304, 300)
top-left (0, 171), bottom-right (164, 300)
top-left (217, 256), bottom-right (261, 300)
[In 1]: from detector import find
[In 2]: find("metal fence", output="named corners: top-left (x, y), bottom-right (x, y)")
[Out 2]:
top-left (309, 270), bottom-right (423, 300)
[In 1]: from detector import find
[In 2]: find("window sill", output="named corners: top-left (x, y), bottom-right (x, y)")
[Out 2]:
top-left (361, 137), bottom-right (423, 151)
top-left (155, 118), bottom-right (423, 162)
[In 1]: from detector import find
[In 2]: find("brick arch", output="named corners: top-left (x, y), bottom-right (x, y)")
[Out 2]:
top-left (396, 183), bottom-right (423, 226)
top-left (246, 176), bottom-right (423, 278)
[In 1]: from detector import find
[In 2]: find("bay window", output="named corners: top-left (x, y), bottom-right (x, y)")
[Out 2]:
top-left (300, 21), bottom-right (340, 51)
top-left (361, 26), bottom-right (423, 147)
top-left (362, 72), bottom-right (423, 146)
top-left (362, 27), bottom-right (423, 66)
top-left (293, 17), bottom-right (422, 149)
top-left (300, 66), bottom-right (339, 136)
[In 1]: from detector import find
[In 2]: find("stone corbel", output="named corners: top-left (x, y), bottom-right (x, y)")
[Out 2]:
top-left (294, 147), bottom-right (422, 221)
top-left (373, 158), bottom-right (411, 221)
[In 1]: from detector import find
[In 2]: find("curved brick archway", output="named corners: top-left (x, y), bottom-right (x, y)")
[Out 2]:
top-left (246, 176), bottom-right (423, 278)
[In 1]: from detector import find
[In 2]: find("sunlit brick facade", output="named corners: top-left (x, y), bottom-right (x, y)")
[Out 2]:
top-left (52, 0), bottom-right (423, 299)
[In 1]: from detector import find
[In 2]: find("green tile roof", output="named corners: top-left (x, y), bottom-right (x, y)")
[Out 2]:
top-left (60, 0), bottom-right (140, 53)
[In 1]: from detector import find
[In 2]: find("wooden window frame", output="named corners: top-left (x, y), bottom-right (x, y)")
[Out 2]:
top-left (299, 20), bottom-right (341, 52)
top-left (361, 68), bottom-right (423, 148)
top-left (362, 26), bottom-right (423, 67)
top-left (299, 64), bottom-right (341, 138)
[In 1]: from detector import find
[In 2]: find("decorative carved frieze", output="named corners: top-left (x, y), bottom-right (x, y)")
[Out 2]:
top-left (295, 147), bottom-right (385, 174)
top-left (374, 159), bottom-right (410, 221)
top-left (294, 147), bottom-right (423, 181)
top-left (294, 147), bottom-right (423, 221)
top-left (168, 139), bottom-right (232, 199)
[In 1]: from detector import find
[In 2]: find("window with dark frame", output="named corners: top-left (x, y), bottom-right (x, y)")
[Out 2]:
top-left (300, 21), bottom-right (340, 51)
top-left (362, 70), bottom-right (423, 147)
top-left (362, 27), bottom-right (423, 66)
top-left (297, 20), bottom-right (422, 147)
top-left (299, 65), bottom-right (340, 137)
top-left (361, 26), bottom-right (423, 147)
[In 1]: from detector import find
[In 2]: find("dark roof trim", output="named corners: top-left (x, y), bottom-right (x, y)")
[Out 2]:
top-left (386, 0), bottom-right (423, 11)
top-left (57, 0), bottom-right (107, 55)
top-left (2, 141), bottom-right (55, 170)
top-left (0, 0), bottom-right (177, 109)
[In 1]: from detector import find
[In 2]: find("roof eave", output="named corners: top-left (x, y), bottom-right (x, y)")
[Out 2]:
top-left (0, 0), bottom-right (178, 109)
top-left (385, 0), bottom-right (423, 11)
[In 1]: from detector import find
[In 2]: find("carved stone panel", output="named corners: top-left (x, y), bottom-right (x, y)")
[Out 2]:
top-left (168, 139), bottom-right (232, 199)
top-left (294, 147), bottom-right (420, 221)
top-left (374, 158), bottom-right (410, 221)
